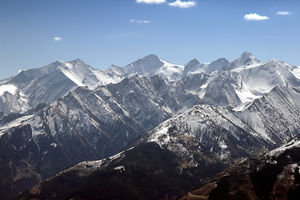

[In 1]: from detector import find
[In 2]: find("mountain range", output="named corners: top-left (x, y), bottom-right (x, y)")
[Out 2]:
top-left (1, 52), bottom-right (300, 200)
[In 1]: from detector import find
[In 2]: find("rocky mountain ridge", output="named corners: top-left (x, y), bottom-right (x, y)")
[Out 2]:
top-left (1, 52), bottom-right (300, 199)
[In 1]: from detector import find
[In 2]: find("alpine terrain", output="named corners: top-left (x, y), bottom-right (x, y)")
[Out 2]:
top-left (0, 52), bottom-right (300, 200)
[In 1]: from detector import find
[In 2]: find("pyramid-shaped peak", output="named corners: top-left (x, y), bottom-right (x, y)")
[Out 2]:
top-left (126, 54), bottom-right (164, 74)
top-left (210, 58), bottom-right (230, 65)
top-left (239, 51), bottom-right (260, 61)
top-left (142, 54), bottom-right (161, 61)
top-left (130, 54), bottom-right (162, 66)
top-left (240, 51), bottom-right (254, 57)
top-left (186, 58), bottom-right (200, 66)
top-left (232, 51), bottom-right (260, 66)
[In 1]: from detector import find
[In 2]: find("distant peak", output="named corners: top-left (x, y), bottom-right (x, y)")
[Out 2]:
top-left (142, 54), bottom-right (160, 61)
top-left (210, 58), bottom-right (229, 64)
top-left (130, 54), bottom-right (162, 65)
top-left (240, 51), bottom-right (253, 58)
top-left (232, 51), bottom-right (260, 66)
top-left (69, 58), bottom-right (85, 64)
top-left (126, 54), bottom-right (164, 74)
top-left (186, 58), bottom-right (200, 66)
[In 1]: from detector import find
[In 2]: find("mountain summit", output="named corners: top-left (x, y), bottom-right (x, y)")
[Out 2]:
top-left (231, 51), bottom-right (261, 67)
top-left (1, 52), bottom-right (300, 200)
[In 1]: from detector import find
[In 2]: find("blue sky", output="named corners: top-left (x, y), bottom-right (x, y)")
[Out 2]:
top-left (0, 0), bottom-right (299, 79)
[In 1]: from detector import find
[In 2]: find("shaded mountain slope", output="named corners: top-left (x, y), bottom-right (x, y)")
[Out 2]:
top-left (179, 135), bottom-right (300, 200)
top-left (17, 143), bottom-right (226, 200)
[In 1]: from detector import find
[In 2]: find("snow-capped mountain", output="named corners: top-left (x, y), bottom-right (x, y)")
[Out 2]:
top-left (1, 51), bottom-right (300, 200)
top-left (233, 59), bottom-right (300, 104)
top-left (235, 86), bottom-right (300, 144)
top-left (130, 85), bottom-right (300, 166)
top-left (183, 51), bottom-right (260, 75)
top-left (183, 58), bottom-right (204, 74)
top-left (137, 104), bottom-right (269, 164)
top-left (16, 89), bottom-right (300, 199)
top-left (105, 54), bottom-right (185, 81)
top-left (230, 51), bottom-right (261, 70)
top-left (0, 74), bottom-right (204, 199)
top-left (1, 52), bottom-right (299, 114)
top-left (200, 57), bottom-right (300, 108)
top-left (0, 59), bottom-right (122, 113)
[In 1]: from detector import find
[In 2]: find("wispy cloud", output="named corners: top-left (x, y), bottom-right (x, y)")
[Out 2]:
top-left (168, 0), bottom-right (196, 8)
top-left (130, 19), bottom-right (152, 24)
top-left (277, 11), bottom-right (291, 16)
top-left (136, 0), bottom-right (166, 4)
top-left (53, 36), bottom-right (62, 41)
top-left (243, 13), bottom-right (270, 21)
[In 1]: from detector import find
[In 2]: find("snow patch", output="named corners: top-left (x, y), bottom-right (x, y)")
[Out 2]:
top-left (291, 66), bottom-right (300, 79)
top-left (231, 62), bottom-right (261, 73)
top-left (269, 139), bottom-right (300, 157)
top-left (50, 143), bottom-right (57, 148)
top-left (154, 59), bottom-right (184, 81)
top-left (0, 115), bottom-right (34, 136)
top-left (114, 165), bottom-right (125, 172)
top-left (65, 62), bottom-right (73, 69)
top-left (0, 84), bottom-right (18, 96)
top-left (149, 126), bottom-right (170, 145)
top-left (58, 66), bottom-right (85, 87)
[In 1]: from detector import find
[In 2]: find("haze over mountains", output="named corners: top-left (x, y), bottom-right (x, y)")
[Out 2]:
top-left (1, 52), bottom-right (300, 200)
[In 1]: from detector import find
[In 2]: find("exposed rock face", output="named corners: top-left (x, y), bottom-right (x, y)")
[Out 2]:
top-left (1, 52), bottom-right (300, 199)
top-left (180, 135), bottom-right (300, 200)
top-left (0, 74), bottom-right (204, 200)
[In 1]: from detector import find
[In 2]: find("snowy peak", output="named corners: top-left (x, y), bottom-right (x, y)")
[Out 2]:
top-left (183, 58), bottom-right (204, 74)
top-left (120, 54), bottom-right (186, 82)
top-left (1, 51), bottom-right (299, 114)
top-left (232, 57), bottom-right (300, 107)
top-left (187, 58), bottom-right (200, 67)
top-left (184, 57), bottom-right (230, 75)
top-left (125, 54), bottom-right (164, 75)
top-left (143, 54), bottom-right (161, 61)
top-left (208, 58), bottom-right (230, 72)
top-left (185, 58), bottom-right (201, 70)
top-left (68, 58), bottom-right (86, 65)
top-left (57, 59), bottom-right (102, 88)
top-left (0, 58), bottom-right (123, 113)
top-left (231, 51), bottom-right (260, 67)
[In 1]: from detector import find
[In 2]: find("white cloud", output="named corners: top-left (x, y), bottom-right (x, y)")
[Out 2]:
top-left (136, 0), bottom-right (166, 4)
top-left (168, 0), bottom-right (196, 8)
top-left (53, 36), bottom-right (62, 41)
top-left (130, 19), bottom-right (152, 24)
top-left (277, 11), bottom-right (290, 16)
top-left (243, 13), bottom-right (270, 21)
